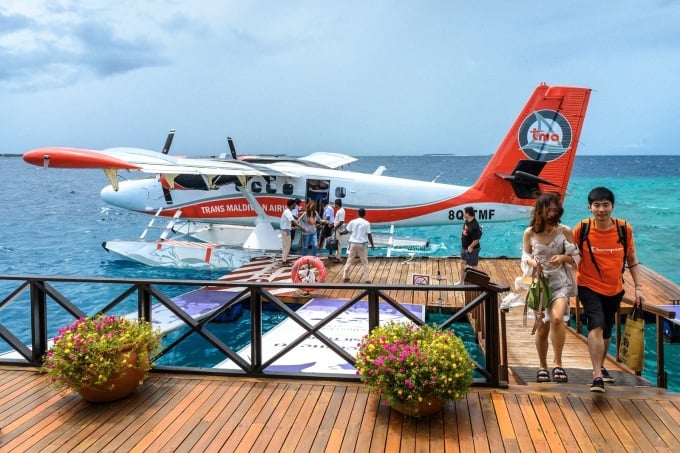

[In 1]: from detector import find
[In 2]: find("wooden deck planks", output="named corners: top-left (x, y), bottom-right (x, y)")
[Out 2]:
top-left (247, 382), bottom-right (301, 453)
top-left (0, 372), bottom-right (668, 452)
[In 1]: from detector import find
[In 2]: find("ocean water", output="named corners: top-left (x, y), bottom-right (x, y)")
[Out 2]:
top-left (1, 155), bottom-right (678, 386)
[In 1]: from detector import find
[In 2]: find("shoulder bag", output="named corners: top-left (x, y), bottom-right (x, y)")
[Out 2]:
top-left (326, 237), bottom-right (339, 251)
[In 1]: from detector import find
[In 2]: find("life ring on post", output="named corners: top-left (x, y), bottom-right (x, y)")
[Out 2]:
top-left (291, 256), bottom-right (327, 291)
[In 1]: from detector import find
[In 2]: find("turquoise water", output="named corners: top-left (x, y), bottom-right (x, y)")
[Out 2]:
top-left (0, 155), bottom-right (678, 388)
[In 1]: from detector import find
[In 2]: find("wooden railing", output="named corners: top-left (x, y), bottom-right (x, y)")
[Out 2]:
top-left (0, 272), bottom-right (510, 387)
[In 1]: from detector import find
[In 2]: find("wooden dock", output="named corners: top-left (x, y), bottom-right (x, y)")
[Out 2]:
top-left (1, 367), bottom-right (679, 451)
top-left (1, 256), bottom-right (679, 451)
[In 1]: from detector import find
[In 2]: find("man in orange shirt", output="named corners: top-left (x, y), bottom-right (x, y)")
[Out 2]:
top-left (574, 187), bottom-right (645, 392)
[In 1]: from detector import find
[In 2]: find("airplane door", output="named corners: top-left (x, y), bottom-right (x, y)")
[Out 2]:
top-left (306, 179), bottom-right (330, 208)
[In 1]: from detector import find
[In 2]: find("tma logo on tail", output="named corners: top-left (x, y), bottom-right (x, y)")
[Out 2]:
top-left (518, 109), bottom-right (572, 162)
top-left (499, 109), bottom-right (574, 199)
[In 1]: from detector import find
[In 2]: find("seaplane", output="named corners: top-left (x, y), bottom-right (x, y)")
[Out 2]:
top-left (23, 83), bottom-right (591, 269)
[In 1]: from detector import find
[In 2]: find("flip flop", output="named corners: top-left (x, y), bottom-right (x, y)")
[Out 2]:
top-left (552, 367), bottom-right (568, 383)
top-left (536, 369), bottom-right (550, 383)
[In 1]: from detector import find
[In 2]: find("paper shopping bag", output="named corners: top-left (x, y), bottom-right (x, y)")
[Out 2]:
top-left (620, 304), bottom-right (645, 372)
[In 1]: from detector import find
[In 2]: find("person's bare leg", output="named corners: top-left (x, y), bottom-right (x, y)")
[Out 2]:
top-left (588, 327), bottom-right (605, 377)
top-left (600, 337), bottom-right (611, 369)
top-left (549, 298), bottom-right (567, 369)
top-left (535, 319), bottom-right (550, 370)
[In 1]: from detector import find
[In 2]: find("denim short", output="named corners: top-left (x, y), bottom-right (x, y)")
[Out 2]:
top-left (461, 247), bottom-right (480, 265)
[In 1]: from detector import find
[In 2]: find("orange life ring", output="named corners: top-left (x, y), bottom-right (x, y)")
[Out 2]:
top-left (291, 255), bottom-right (328, 288)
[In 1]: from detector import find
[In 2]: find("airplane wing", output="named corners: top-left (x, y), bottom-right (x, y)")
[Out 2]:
top-left (24, 146), bottom-right (301, 191)
top-left (153, 156), bottom-right (294, 177)
top-left (24, 146), bottom-right (296, 177)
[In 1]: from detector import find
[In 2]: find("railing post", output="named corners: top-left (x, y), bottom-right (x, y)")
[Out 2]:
top-left (656, 314), bottom-right (667, 388)
top-left (30, 280), bottom-right (48, 364)
top-left (250, 286), bottom-right (262, 373)
top-left (499, 308), bottom-right (509, 383)
top-left (368, 288), bottom-right (379, 331)
top-left (484, 289), bottom-right (501, 387)
top-left (138, 284), bottom-right (153, 322)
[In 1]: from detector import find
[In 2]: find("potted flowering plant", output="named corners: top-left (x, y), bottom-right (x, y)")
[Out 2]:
top-left (42, 314), bottom-right (161, 403)
top-left (355, 321), bottom-right (474, 416)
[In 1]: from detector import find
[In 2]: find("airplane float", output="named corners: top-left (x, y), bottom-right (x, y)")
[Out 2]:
top-left (23, 83), bottom-right (591, 269)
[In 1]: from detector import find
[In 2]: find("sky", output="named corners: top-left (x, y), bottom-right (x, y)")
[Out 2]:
top-left (2, 1), bottom-right (680, 157)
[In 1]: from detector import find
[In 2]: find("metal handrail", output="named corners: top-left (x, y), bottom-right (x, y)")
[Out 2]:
top-left (0, 273), bottom-right (509, 387)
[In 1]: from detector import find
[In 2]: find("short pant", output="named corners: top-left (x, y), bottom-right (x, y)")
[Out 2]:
top-left (578, 285), bottom-right (624, 339)
top-left (460, 247), bottom-right (480, 266)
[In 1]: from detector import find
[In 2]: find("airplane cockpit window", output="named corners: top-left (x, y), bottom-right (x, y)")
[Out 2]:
top-left (334, 187), bottom-right (346, 198)
top-left (251, 181), bottom-right (262, 193)
top-left (283, 183), bottom-right (294, 195)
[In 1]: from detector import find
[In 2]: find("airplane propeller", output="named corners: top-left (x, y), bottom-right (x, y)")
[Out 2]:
top-left (162, 129), bottom-right (175, 155)
top-left (228, 137), bottom-right (237, 159)
top-left (161, 129), bottom-right (176, 203)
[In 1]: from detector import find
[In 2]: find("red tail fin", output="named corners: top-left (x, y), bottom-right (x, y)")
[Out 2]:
top-left (470, 83), bottom-right (591, 205)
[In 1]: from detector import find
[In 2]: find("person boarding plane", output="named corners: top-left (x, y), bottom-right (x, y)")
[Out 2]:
top-left (23, 83), bottom-right (592, 268)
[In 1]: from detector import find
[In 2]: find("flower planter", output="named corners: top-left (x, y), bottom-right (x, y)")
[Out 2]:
top-left (355, 321), bottom-right (474, 418)
top-left (77, 349), bottom-right (145, 403)
top-left (390, 394), bottom-right (443, 417)
top-left (42, 315), bottom-right (161, 402)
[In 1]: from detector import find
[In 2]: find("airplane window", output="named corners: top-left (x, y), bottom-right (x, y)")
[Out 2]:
top-left (251, 181), bottom-right (262, 193)
top-left (334, 187), bottom-right (346, 198)
top-left (283, 183), bottom-right (294, 195)
top-left (266, 181), bottom-right (277, 194)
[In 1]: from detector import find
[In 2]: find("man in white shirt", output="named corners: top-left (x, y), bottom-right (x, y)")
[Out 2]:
top-left (332, 199), bottom-right (346, 262)
top-left (318, 199), bottom-right (335, 250)
top-left (341, 208), bottom-right (375, 283)
top-left (280, 199), bottom-right (298, 264)
top-left (290, 197), bottom-right (302, 245)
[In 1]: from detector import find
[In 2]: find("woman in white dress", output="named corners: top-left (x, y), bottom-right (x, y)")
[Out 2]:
top-left (522, 192), bottom-right (580, 383)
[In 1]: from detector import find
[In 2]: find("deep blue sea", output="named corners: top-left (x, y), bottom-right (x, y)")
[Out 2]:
top-left (1, 155), bottom-right (679, 387)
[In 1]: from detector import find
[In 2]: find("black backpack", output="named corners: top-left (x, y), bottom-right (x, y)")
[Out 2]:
top-left (578, 218), bottom-right (628, 280)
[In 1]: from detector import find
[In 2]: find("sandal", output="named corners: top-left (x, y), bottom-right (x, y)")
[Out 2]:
top-left (552, 367), bottom-right (568, 383)
top-left (536, 369), bottom-right (550, 383)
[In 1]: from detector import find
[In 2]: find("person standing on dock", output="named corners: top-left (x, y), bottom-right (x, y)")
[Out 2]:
top-left (298, 200), bottom-right (320, 256)
top-left (318, 198), bottom-right (335, 250)
top-left (574, 187), bottom-right (645, 393)
top-left (280, 199), bottom-right (299, 264)
top-left (341, 208), bottom-right (375, 283)
top-left (290, 197), bottom-right (302, 247)
top-left (331, 199), bottom-right (346, 263)
top-left (522, 192), bottom-right (579, 385)
top-left (458, 206), bottom-right (482, 283)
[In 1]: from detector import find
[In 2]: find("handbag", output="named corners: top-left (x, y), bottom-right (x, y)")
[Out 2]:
top-left (326, 238), bottom-right (339, 251)
top-left (523, 271), bottom-right (551, 334)
top-left (526, 273), bottom-right (551, 311)
top-left (620, 303), bottom-right (645, 371)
